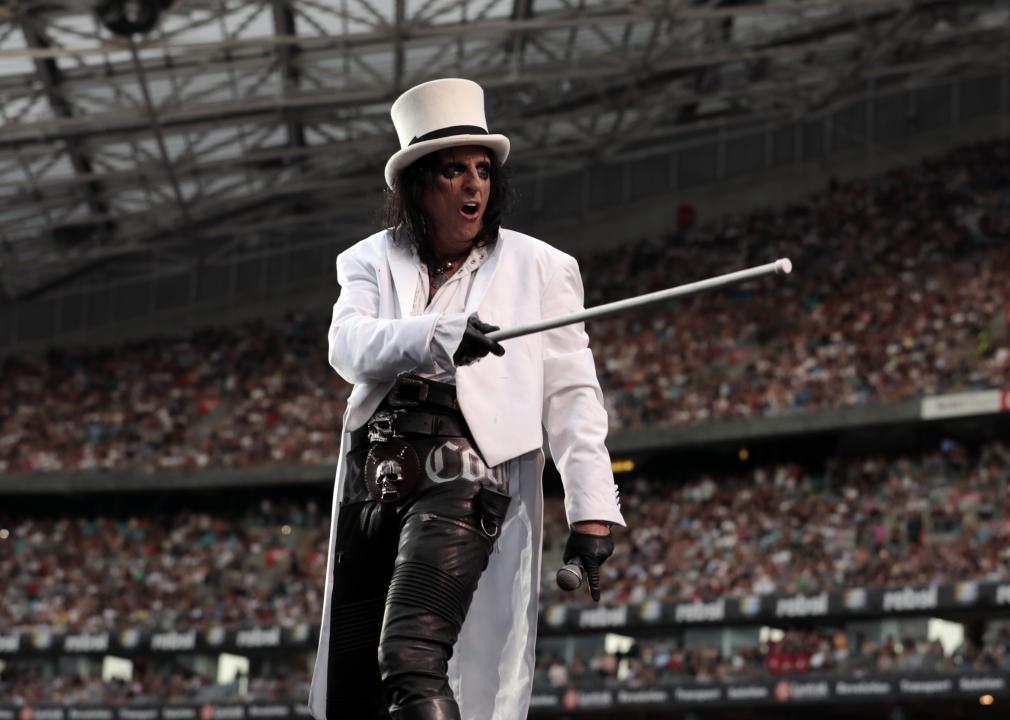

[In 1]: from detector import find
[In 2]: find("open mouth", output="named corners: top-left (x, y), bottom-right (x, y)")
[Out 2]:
top-left (460, 202), bottom-right (480, 219)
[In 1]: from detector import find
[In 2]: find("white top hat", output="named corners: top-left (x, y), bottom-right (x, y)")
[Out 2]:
top-left (384, 78), bottom-right (510, 189)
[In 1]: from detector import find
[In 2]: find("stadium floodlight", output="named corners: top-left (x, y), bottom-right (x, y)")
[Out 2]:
top-left (488, 258), bottom-right (793, 343)
top-left (95, 0), bottom-right (174, 36)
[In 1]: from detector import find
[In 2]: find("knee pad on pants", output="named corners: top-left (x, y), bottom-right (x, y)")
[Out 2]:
top-left (378, 560), bottom-right (465, 682)
top-left (378, 481), bottom-right (504, 711)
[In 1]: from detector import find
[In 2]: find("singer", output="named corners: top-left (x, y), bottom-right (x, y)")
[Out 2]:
top-left (307, 78), bottom-right (625, 720)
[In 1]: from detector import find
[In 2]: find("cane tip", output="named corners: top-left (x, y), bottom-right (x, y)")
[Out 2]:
top-left (775, 258), bottom-right (793, 275)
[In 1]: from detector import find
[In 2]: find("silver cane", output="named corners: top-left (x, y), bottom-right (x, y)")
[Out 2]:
top-left (488, 258), bottom-right (792, 342)
top-left (524, 258), bottom-right (795, 593)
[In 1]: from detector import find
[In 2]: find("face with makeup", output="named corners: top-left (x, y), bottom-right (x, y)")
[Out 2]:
top-left (420, 145), bottom-right (491, 258)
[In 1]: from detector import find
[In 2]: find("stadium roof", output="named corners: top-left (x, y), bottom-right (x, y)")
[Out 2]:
top-left (0, 0), bottom-right (1007, 300)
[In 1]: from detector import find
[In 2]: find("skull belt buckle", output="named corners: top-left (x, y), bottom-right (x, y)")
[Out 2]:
top-left (367, 409), bottom-right (402, 444)
top-left (365, 438), bottom-right (420, 504)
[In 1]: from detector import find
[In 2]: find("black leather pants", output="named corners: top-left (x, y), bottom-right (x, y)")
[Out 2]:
top-left (326, 479), bottom-right (509, 719)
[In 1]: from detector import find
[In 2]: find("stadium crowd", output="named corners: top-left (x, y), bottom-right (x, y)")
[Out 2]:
top-left (2, 498), bottom-right (330, 633)
top-left (1, 140), bottom-right (1008, 474)
top-left (0, 317), bottom-right (350, 473)
top-left (535, 626), bottom-right (1010, 689)
top-left (587, 141), bottom-right (1010, 428)
top-left (0, 661), bottom-right (309, 704)
top-left (6, 625), bottom-right (1010, 702)
top-left (540, 440), bottom-right (1010, 607)
top-left (4, 441), bottom-right (1008, 635)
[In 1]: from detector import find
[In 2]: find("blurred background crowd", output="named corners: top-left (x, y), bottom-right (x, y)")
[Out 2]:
top-left (587, 141), bottom-right (1010, 427)
top-left (540, 440), bottom-right (1010, 606)
top-left (535, 626), bottom-right (1010, 690)
top-left (2, 140), bottom-right (1008, 474)
top-left (8, 626), bottom-right (1010, 703)
top-left (1, 662), bottom-right (310, 705)
top-left (2, 497), bottom-right (329, 633)
top-left (4, 440), bottom-right (1008, 634)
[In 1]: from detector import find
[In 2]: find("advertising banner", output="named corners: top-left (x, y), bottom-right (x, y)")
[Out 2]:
top-left (525, 673), bottom-right (1009, 713)
top-left (0, 707), bottom-right (310, 720)
top-left (6, 582), bottom-right (1010, 659)
top-left (0, 675), bottom-right (1007, 716)
top-left (539, 580), bottom-right (1010, 635)
top-left (920, 390), bottom-right (1008, 419)
top-left (0, 624), bottom-right (318, 659)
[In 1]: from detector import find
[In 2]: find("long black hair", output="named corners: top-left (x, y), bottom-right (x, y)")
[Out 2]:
top-left (382, 146), bottom-right (513, 262)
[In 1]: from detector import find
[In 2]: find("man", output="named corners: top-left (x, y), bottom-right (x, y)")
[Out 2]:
top-left (308, 78), bottom-right (625, 720)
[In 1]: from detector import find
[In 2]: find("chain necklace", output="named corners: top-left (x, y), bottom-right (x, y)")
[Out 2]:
top-left (429, 251), bottom-right (469, 290)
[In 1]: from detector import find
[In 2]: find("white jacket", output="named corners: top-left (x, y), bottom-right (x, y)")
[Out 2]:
top-left (309, 228), bottom-right (625, 719)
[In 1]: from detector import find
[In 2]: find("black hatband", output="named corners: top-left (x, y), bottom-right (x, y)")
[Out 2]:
top-left (410, 125), bottom-right (489, 145)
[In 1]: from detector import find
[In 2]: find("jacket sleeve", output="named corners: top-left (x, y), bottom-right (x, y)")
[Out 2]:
top-left (541, 254), bottom-right (626, 528)
top-left (327, 247), bottom-right (467, 384)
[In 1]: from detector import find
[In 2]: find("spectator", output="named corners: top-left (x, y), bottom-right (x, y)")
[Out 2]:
top-left (1, 140), bottom-right (1008, 474)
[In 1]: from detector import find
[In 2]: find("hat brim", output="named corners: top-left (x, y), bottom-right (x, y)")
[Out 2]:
top-left (384, 134), bottom-right (510, 189)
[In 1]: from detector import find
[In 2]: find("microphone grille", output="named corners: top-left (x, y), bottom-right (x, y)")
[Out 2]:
top-left (556, 565), bottom-right (582, 591)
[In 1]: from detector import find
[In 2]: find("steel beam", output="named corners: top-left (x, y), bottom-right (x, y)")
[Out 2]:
top-left (2, 0), bottom-right (1007, 298)
top-left (18, 16), bottom-right (112, 238)
top-left (271, 0), bottom-right (306, 148)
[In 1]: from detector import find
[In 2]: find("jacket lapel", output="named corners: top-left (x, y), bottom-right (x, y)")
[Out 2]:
top-left (387, 231), bottom-right (506, 318)
top-left (464, 233), bottom-right (506, 313)
top-left (386, 234), bottom-right (419, 319)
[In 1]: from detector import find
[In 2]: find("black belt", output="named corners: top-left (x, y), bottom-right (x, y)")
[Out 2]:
top-left (348, 410), bottom-right (468, 454)
top-left (385, 375), bottom-right (459, 411)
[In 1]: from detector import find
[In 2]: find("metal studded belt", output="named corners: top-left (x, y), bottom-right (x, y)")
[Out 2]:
top-left (347, 409), bottom-right (469, 454)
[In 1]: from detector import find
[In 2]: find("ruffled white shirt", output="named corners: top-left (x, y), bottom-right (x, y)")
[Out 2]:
top-left (413, 243), bottom-right (492, 383)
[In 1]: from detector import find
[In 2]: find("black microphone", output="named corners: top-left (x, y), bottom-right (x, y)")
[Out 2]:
top-left (555, 556), bottom-right (583, 591)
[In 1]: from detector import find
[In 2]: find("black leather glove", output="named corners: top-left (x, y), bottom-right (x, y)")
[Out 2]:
top-left (453, 313), bottom-right (505, 367)
top-left (563, 530), bottom-right (615, 602)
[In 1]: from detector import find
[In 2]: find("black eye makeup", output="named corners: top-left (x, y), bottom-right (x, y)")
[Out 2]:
top-left (439, 160), bottom-right (491, 180)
